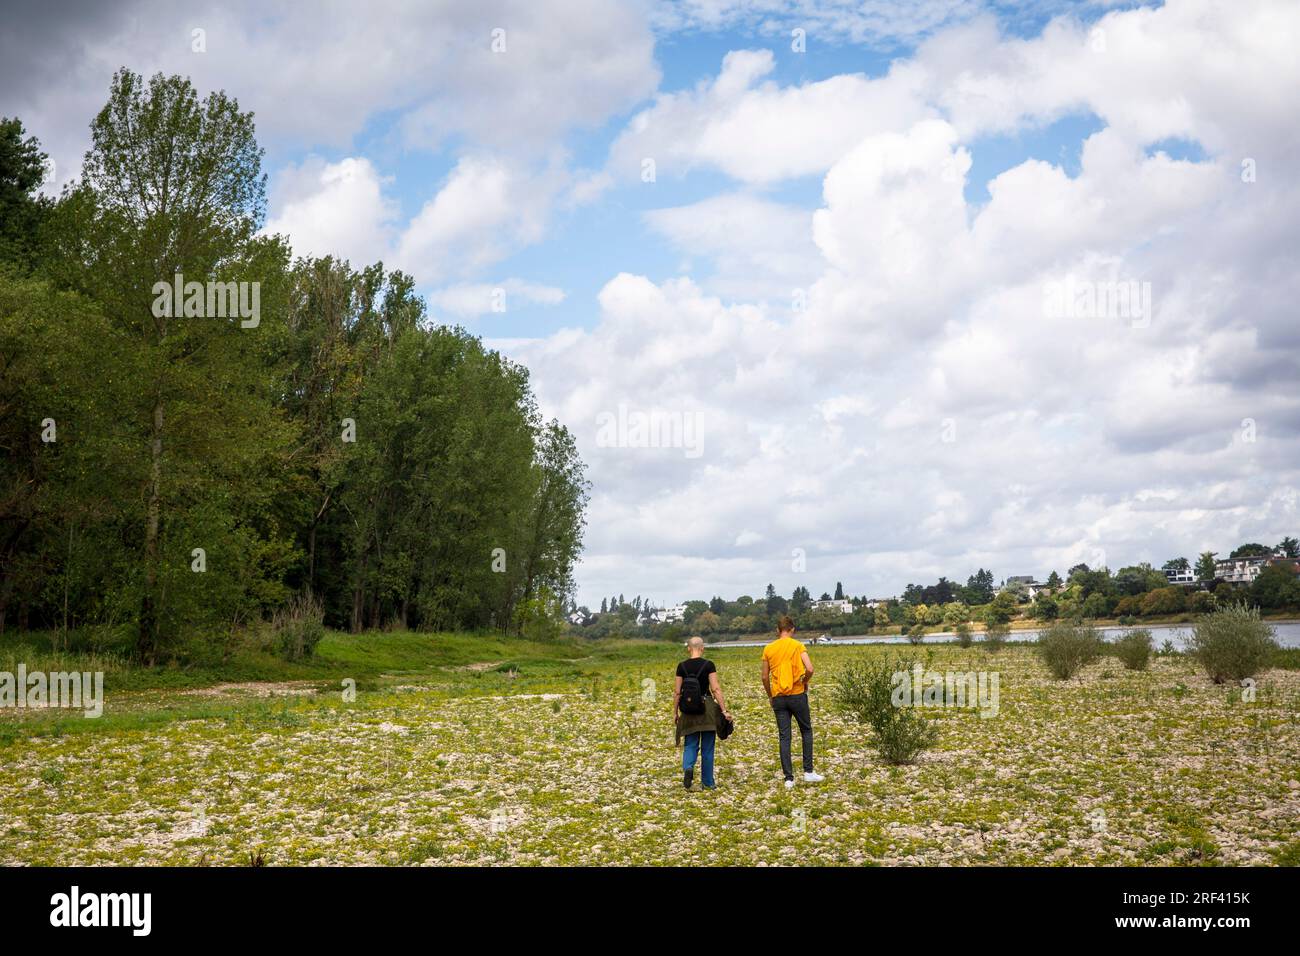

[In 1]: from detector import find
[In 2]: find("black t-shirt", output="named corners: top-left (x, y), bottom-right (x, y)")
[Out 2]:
top-left (677, 657), bottom-right (716, 698)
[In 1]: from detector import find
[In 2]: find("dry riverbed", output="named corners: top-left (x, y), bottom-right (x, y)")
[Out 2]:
top-left (1, 644), bottom-right (1298, 866)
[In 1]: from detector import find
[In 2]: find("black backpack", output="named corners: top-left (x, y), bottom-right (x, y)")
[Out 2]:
top-left (679, 661), bottom-right (707, 715)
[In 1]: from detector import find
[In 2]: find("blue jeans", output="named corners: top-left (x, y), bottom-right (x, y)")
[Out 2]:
top-left (683, 731), bottom-right (716, 788)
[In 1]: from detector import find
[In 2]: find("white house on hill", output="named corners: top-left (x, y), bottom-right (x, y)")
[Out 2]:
top-left (649, 604), bottom-right (687, 624)
top-left (1214, 556), bottom-right (1269, 584)
top-left (1005, 575), bottom-right (1050, 599)
top-left (810, 598), bottom-right (854, 614)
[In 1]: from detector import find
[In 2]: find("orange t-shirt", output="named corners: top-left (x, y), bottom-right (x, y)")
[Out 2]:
top-left (762, 636), bottom-right (807, 696)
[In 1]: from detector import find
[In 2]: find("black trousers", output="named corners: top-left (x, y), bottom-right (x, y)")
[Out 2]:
top-left (770, 692), bottom-right (814, 779)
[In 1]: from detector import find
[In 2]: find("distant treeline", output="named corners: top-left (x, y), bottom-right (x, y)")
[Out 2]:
top-left (0, 71), bottom-right (588, 661)
top-left (579, 547), bottom-right (1300, 641)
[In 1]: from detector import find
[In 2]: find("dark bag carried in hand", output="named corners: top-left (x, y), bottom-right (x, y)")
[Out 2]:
top-left (717, 710), bottom-right (735, 740)
top-left (679, 663), bottom-right (706, 715)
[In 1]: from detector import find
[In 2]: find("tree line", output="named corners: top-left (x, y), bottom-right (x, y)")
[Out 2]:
top-left (576, 537), bottom-right (1300, 640)
top-left (0, 71), bottom-right (588, 661)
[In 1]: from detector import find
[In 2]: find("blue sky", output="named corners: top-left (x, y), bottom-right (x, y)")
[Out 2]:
top-left (252, 1), bottom-right (1130, 340)
top-left (5, 0), bottom-right (1297, 609)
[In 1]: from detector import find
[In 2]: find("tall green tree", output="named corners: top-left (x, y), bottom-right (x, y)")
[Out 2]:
top-left (0, 274), bottom-right (118, 632)
top-left (44, 69), bottom-right (291, 660)
top-left (964, 568), bottom-right (995, 604)
top-left (3, 69), bottom-right (591, 652)
top-left (790, 585), bottom-right (810, 610)
top-left (0, 117), bottom-right (51, 270)
top-left (1229, 542), bottom-right (1272, 559)
top-left (1250, 563), bottom-right (1300, 608)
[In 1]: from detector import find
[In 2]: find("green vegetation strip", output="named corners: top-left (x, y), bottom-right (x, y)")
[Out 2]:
top-left (2, 634), bottom-right (1298, 866)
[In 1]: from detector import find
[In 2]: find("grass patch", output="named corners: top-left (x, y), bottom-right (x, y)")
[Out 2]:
top-left (1, 637), bottom-right (1297, 866)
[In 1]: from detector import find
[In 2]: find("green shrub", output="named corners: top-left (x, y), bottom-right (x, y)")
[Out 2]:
top-left (1037, 621), bottom-right (1102, 679)
top-left (1188, 604), bottom-right (1278, 683)
top-left (1115, 596), bottom-right (1142, 618)
top-left (40, 765), bottom-right (66, 787)
top-left (872, 707), bottom-right (937, 765)
top-left (984, 593), bottom-right (1017, 625)
top-left (983, 621), bottom-right (1009, 653)
top-left (954, 621), bottom-right (973, 648)
top-left (831, 657), bottom-right (895, 729)
top-left (272, 593), bottom-right (325, 661)
top-left (513, 587), bottom-right (566, 643)
top-left (1082, 592), bottom-right (1110, 619)
top-left (1250, 563), bottom-right (1300, 609)
top-left (907, 626), bottom-right (926, 645)
top-left (1114, 628), bottom-right (1153, 671)
top-left (1273, 839), bottom-right (1300, 867)
top-left (1141, 586), bottom-right (1187, 616)
top-left (832, 655), bottom-right (937, 766)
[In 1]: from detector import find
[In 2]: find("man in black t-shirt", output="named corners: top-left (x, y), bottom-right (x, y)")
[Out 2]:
top-left (674, 636), bottom-right (731, 790)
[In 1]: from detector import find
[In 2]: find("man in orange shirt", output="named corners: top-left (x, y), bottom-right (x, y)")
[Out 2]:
top-left (761, 614), bottom-right (824, 789)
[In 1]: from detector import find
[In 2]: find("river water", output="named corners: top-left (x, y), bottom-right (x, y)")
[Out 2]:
top-left (712, 620), bottom-right (1300, 650)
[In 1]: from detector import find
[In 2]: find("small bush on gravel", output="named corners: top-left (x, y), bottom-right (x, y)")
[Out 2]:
top-left (1037, 621), bottom-right (1103, 680)
top-left (273, 593), bottom-right (325, 661)
top-left (832, 655), bottom-right (937, 765)
top-left (1114, 629), bottom-right (1153, 671)
top-left (1188, 604), bottom-right (1278, 684)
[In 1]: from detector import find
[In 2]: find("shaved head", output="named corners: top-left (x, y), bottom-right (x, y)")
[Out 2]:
top-left (687, 636), bottom-right (705, 652)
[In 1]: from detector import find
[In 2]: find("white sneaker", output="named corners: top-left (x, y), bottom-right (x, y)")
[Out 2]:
top-left (783, 778), bottom-right (796, 790)
top-left (803, 772), bottom-right (824, 783)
